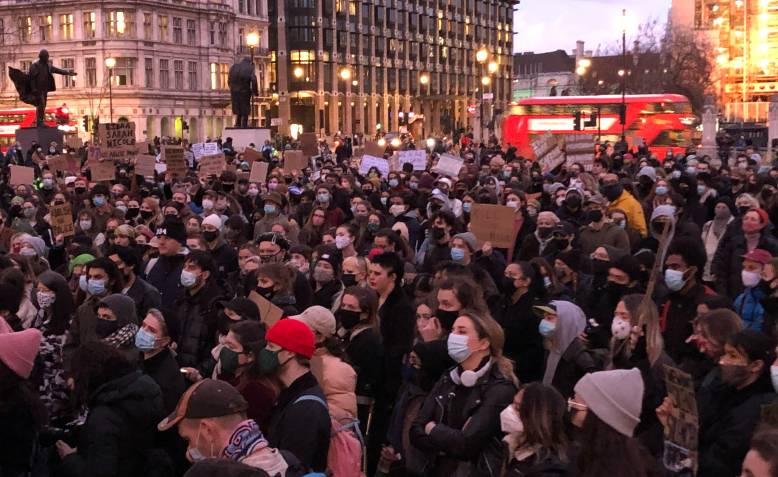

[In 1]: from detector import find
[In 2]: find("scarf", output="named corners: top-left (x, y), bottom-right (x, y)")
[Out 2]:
top-left (222, 420), bottom-right (270, 461)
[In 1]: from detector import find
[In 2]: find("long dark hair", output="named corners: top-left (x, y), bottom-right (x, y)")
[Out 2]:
top-left (576, 411), bottom-right (651, 477)
top-left (0, 361), bottom-right (46, 429)
top-left (517, 383), bottom-right (568, 461)
top-left (230, 320), bottom-right (267, 380)
top-left (68, 341), bottom-right (136, 406)
top-left (37, 270), bottom-right (75, 336)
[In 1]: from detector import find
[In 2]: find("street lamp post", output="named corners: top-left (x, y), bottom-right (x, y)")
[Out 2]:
top-left (620, 8), bottom-right (627, 137)
top-left (339, 68), bottom-right (352, 134)
top-left (104, 57), bottom-right (116, 123)
top-left (246, 32), bottom-right (260, 128)
top-left (476, 47), bottom-right (489, 143)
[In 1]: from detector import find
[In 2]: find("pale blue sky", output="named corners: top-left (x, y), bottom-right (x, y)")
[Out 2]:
top-left (513, 0), bottom-right (673, 54)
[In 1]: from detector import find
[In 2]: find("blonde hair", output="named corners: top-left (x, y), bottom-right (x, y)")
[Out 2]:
top-left (459, 310), bottom-right (519, 387)
top-left (610, 294), bottom-right (664, 366)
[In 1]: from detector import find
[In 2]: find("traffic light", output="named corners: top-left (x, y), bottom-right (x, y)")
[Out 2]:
top-left (573, 111), bottom-right (582, 131)
top-left (584, 112), bottom-right (597, 128)
top-left (82, 115), bottom-right (89, 131)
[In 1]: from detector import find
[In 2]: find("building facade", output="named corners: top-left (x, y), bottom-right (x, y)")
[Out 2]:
top-left (512, 49), bottom-right (576, 100)
top-left (0, 0), bottom-right (269, 142)
top-left (269, 0), bottom-right (516, 140)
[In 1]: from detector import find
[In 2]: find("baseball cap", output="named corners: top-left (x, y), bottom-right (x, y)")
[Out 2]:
top-left (158, 379), bottom-right (248, 431)
top-left (533, 304), bottom-right (557, 318)
top-left (742, 248), bottom-right (772, 265)
top-left (290, 306), bottom-right (336, 338)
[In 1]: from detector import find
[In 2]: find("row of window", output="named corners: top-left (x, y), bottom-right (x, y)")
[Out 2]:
top-left (0, 12), bottom-right (228, 47)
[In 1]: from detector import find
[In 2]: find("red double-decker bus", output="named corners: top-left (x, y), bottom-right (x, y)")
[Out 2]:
top-left (502, 94), bottom-right (697, 159)
top-left (0, 103), bottom-right (77, 152)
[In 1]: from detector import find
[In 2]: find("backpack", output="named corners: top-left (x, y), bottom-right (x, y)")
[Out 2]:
top-left (294, 395), bottom-right (366, 477)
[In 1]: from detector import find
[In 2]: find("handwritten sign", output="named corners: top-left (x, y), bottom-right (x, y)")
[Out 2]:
top-left (539, 148), bottom-right (566, 173)
top-left (48, 153), bottom-right (80, 175)
top-left (87, 145), bottom-right (101, 163)
top-left (663, 365), bottom-right (698, 473)
top-left (90, 159), bottom-right (116, 182)
top-left (363, 141), bottom-right (386, 158)
top-left (249, 161), bottom-right (269, 183)
top-left (242, 148), bottom-right (263, 163)
top-left (248, 291), bottom-right (284, 327)
top-left (163, 145), bottom-right (187, 177)
top-left (198, 153), bottom-right (226, 178)
top-left (191, 142), bottom-right (219, 160)
top-left (9, 165), bottom-right (35, 186)
top-left (283, 150), bottom-right (308, 171)
top-left (531, 131), bottom-right (558, 159)
top-left (359, 155), bottom-right (390, 176)
top-left (49, 203), bottom-right (75, 237)
top-left (435, 154), bottom-right (464, 178)
top-left (469, 204), bottom-right (516, 249)
top-left (135, 154), bottom-right (157, 178)
top-left (396, 150), bottom-right (427, 171)
top-left (300, 132), bottom-right (318, 156)
top-left (99, 122), bottom-right (136, 149)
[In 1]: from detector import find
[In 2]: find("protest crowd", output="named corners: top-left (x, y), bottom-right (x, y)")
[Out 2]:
top-left (1, 127), bottom-right (778, 477)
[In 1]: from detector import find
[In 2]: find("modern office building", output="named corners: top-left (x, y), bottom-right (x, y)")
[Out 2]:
top-left (268, 0), bottom-right (516, 139)
top-left (0, 0), bottom-right (269, 141)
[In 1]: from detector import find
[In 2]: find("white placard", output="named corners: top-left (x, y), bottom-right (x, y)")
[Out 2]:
top-left (204, 142), bottom-right (219, 155)
top-left (192, 143), bottom-right (205, 159)
top-left (435, 154), bottom-right (464, 178)
top-left (359, 155), bottom-right (390, 176)
top-left (397, 150), bottom-right (428, 171)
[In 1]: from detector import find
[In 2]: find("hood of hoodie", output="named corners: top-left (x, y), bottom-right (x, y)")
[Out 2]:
top-left (549, 300), bottom-right (587, 354)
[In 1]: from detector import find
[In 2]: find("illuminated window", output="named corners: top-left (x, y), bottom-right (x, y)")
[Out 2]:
top-left (18, 17), bottom-right (32, 43)
top-left (210, 62), bottom-right (218, 90)
top-left (59, 14), bottom-right (74, 40)
top-left (159, 15), bottom-right (168, 41)
top-left (39, 15), bottom-right (52, 41)
top-left (106, 11), bottom-right (134, 38)
top-left (83, 12), bottom-right (95, 39)
top-left (349, 0), bottom-right (356, 15)
top-left (112, 58), bottom-right (136, 86)
top-left (220, 63), bottom-right (229, 89)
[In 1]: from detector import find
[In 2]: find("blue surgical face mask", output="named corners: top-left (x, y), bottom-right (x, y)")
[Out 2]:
top-left (655, 186), bottom-right (668, 196)
top-left (116, 204), bottom-right (128, 214)
top-left (771, 365), bottom-right (778, 393)
top-left (450, 247), bottom-right (466, 261)
top-left (93, 196), bottom-right (106, 207)
top-left (409, 182), bottom-right (419, 190)
top-left (317, 193), bottom-right (330, 203)
top-left (463, 202), bottom-right (472, 213)
top-left (78, 274), bottom-right (88, 292)
top-left (388, 179), bottom-right (399, 188)
top-left (665, 268), bottom-right (686, 292)
top-left (135, 328), bottom-right (158, 352)
top-left (87, 278), bottom-right (106, 296)
top-left (538, 319), bottom-right (556, 338)
top-left (697, 185), bottom-right (706, 195)
top-left (671, 170), bottom-right (682, 179)
top-left (447, 333), bottom-right (472, 363)
top-left (181, 270), bottom-right (198, 288)
top-left (759, 166), bottom-right (771, 175)
top-left (264, 204), bottom-right (277, 215)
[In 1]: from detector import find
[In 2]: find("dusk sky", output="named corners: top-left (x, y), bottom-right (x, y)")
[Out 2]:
top-left (513, 0), bottom-right (673, 55)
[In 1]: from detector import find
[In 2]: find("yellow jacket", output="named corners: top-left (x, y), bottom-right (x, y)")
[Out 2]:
top-left (608, 191), bottom-right (648, 238)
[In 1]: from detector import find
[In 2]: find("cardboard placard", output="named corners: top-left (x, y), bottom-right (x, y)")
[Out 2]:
top-left (87, 145), bottom-right (101, 163)
top-left (191, 142), bottom-right (219, 160)
top-left (469, 204), bottom-right (516, 249)
top-left (249, 161), bottom-right (269, 183)
top-left (90, 159), bottom-right (116, 182)
top-left (363, 140), bottom-right (386, 158)
top-left (163, 145), bottom-right (187, 177)
top-left (9, 165), bottom-right (35, 186)
top-left (242, 148), bottom-right (263, 163)
top-left (359, 155), bottom-right (390, 176)
top-left (49, 203), bottom-right (75, 237)
top-left (300, 132), bottom-right (318, 156)
top-left (396, 149), bottom-right (427, 171)
top-left (283, 150), bottom-right (308, 171)
top-left (434, 154), bottom-right (464, 178)
top-left (135, 154), bottom-right (157, 178)
top-left (64, 135), bottom-right (83, 150)
top-left (531, 131), bottom-right (558, 159)
top-left (135, 141), bottom-right (149, 155)
top-left (99, 122), bottom-right (136, 149)
top-left (48, 153), bottom-right (80, 175)
top-left (248, 291), bottom-right (284, 327)
top-left (198, 153), bottom-right (226, 178)
top-left (663, 365), bottom-right (699, 472)
top-left (539, 148), bottom-right (566, 173)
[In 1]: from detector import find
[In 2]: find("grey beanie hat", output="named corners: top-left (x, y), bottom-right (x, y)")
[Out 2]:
top-left (574, 368), bottom-right (644, 437)
top-left (98, 294), bottom-right (138, 327)
top-left (453, 232), bottom-right (478, 252)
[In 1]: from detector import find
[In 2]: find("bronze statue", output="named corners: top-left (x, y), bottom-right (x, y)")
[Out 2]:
top-left (228, 57), bottom-right (258, 129)
top-left (8, 49), bottom-right (76, 127)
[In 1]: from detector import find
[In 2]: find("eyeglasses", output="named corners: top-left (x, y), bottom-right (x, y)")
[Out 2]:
top-left (567, 399), bottom-right (588, 413)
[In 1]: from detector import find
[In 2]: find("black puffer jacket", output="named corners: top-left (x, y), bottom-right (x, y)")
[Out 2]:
top-left (60, 370), bottom-right (165, 477)
top-left (409, 362), bottom-right (517, 477)
top-left (145, 253), bottom-right (186, 316)
top-left (172, 278), bottom-right (231, 370)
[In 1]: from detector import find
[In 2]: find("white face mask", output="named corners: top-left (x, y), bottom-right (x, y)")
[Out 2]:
top-left (771, 365), bottom-right (778, 393)
top-left (500, 405), bottom-right (524, 434)
top-left (611, 317), bottom-right (631, 340)
top-left (741, 270), bottom-right (761, 288)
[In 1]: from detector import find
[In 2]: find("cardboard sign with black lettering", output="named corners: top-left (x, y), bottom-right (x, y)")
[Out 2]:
top-left (49, 203), bottom-right (75, 237)
top-left (284, 150), bottom-right (308, 171)
top-left (65, 135), bottom-right (83, 150)
top-left (198, 153), bottom-right (226, 178)
top-left (99, 122), bottom-right (136, 149)
top-left (163, 145), bottom-right (187, 177)
top-left (90, 159), bottom-right (116, 182)
top-left (48, 153), bottom-right (81, 175)
top-left (135, 154), bottom-right (157, 178)
top-left (249, 161), bottom-right (269, 183)
top-left (469, 204), bottom-right (516, 249)
top-left (9, 165), bottom-right (35, 186)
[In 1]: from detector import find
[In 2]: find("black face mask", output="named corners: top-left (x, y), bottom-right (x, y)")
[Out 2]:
top-left (737, 205), bottom-right (750, 216)
top-left (431, 226), bottom-right (446, 240)
top-left (552, 238), bottom-right (570, 250)
top-left (600, 183), bottom-right (624, 201)
top-left (222, 183), bottom-right (234, 192)
top-left (336, 309), bottom-right (362, 330)
top-left (587, 209), bottom-right (604, 223)
top-left (537, 226), bottom-right (553, 239)
top-left (95, 319), bottom-right (120, 338)
top-left (502, 276), bottom-right (518, 295)
top-left (140, 210), bottom-right (154, 220)
top-left (203, 230), bottom-right (219, 242)
top-left (435, 309), bottom-right (460, 331)
top-left (126, 207), bottom-right (140, 219)
top-left (256, 286), bottom-right (275, 300)
top-left (606, 281), bottom-right (629, 298)
top-left (565, 196), bottom-right (582, 209)
top-left (592, 259), bottom-right (610, 276)
top-left (341, 273), bottom-right (357, 287)
top-left (75, 187), bottom-right (87, 195)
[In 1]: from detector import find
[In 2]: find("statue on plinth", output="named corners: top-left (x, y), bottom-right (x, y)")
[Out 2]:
top-left (228, 57), bottom-right (258, 129)
top-left (8, 49), bottom-right (77, 127)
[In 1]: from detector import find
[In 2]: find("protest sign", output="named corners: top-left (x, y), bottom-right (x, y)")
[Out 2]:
top-left (539, 148), bottom-right (566, 173)
top-left (90, 159), bottom-right (116, 182)
top-left (563, 134), bottom-right (595, 171)
top-left (663, 365), bottom-right (698, 473)
top-left (49, 203), bottom-right (75, 237)
top-left (359, 155), bottom-right (390, 176)
top-left (396, 150), bottom-right (428, 171)
top-left (99, 122), bottom-right (136, 149)
top-left (87, 145), bottom-right (101, 163)
top-left (363, 141), bottom-right (385, 158)
top-left (64, 135), bottom-right (83, 150)
top-left (163, 145), bottom-right (187, 177)
top-left (204, 142), bottom-right (219, 155)
top-left (135, 154), bottom-right (157, 178)
top-left (469, 204), bottom-right (516, 248)
top-left (531, 131), bottom-right (558, 159)
top-left (191, 143), bottom-right (205, 160)
top-left (248, 291), bottom-right (284, 327)
top-left (284, 150), bottom-right (308, 171)
top-left (300, 132), bottom-right (318, 157)
top-left (242, 148), bottom-right (263, 163)
top-left (435, 154), bottom-right (464, 178)
top-left (198, 153), bottom-right (226, 178)
top-left (9, 165), bottom-right (34, 186)
top-left (48, 153), bottom-right (80, 175)
top-left (250, 161), bottom-right (269, 183)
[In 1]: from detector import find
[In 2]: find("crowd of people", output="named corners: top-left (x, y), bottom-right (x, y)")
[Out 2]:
top-left (0, 129), bottom-right (777, 477)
